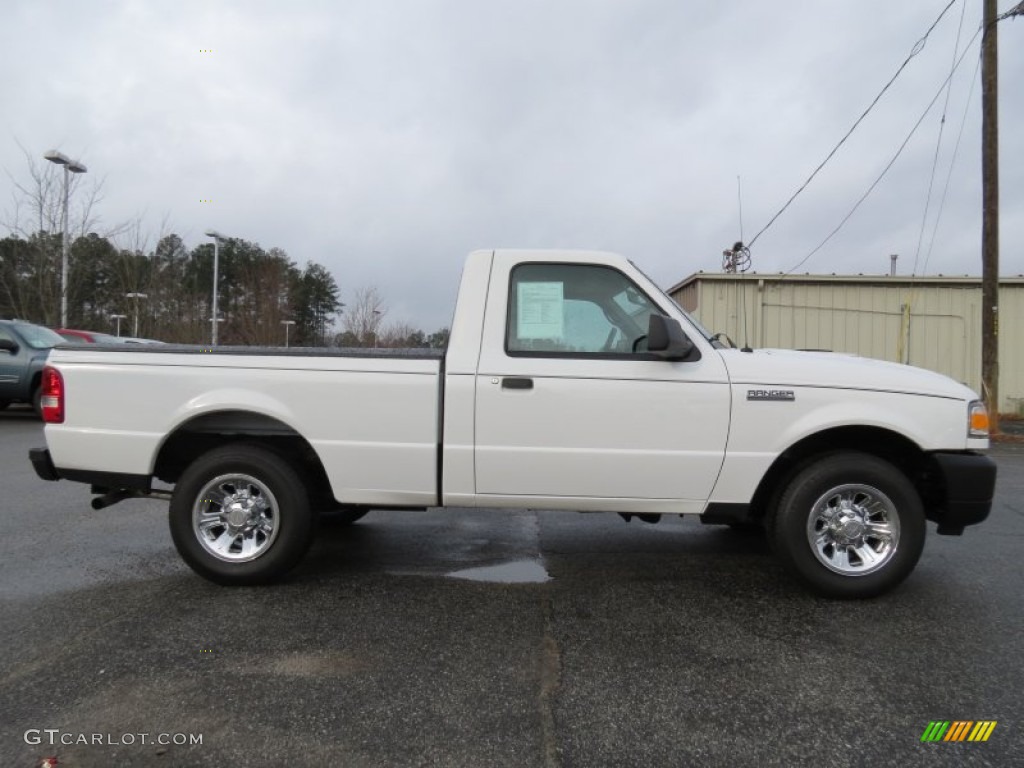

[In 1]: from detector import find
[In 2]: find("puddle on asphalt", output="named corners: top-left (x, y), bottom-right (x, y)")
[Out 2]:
top-left (447, 559), bottom-right (551, 584)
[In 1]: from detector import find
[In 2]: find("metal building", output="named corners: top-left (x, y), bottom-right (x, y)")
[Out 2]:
top-left (668, 272), bottom-right (1024, 415)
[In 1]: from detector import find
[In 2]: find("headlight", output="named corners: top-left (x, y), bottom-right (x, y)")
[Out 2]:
top-left (968, 400), bottom-right (990, 438)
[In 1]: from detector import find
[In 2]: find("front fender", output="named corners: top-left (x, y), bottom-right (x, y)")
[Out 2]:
top-left (708, 387), bottom-right (967, 505)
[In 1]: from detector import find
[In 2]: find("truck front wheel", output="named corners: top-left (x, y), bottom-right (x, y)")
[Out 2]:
top-left (169, 444), bottom-right (316, 585)
top-left (770, 452), bottom-right (925, 599)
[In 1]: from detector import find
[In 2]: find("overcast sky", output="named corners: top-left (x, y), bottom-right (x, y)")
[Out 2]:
top-left (2, 0), bottom-right (1022, 331)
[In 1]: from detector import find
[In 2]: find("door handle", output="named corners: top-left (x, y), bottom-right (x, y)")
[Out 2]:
top-left (501, 377), bottom-right (533, 390)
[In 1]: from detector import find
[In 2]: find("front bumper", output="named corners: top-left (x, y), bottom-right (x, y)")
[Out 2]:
top-left (30, 447), bottom-right (60, 481)
top-left (927, 451), bottom-right (997, 534)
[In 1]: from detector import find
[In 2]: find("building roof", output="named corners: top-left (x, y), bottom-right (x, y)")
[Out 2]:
top-left (667, 272), bottom-right (1024, 294)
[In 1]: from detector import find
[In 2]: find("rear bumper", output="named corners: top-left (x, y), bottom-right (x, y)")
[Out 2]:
top-left (29, 447), bottom-right (151, 492)
top-left (928, 451), bottom-right (997, 534)
top-left (30, 447), bottom-right (60, 481)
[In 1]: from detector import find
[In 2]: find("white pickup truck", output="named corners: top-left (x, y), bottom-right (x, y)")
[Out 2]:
top-left (30, 249), bottom-right (996, 597)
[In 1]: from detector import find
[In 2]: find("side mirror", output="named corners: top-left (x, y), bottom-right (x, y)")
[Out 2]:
top-left (0, 338), bottom-right (18, 354)
top-left (647, 315), bottom-right (696, 361)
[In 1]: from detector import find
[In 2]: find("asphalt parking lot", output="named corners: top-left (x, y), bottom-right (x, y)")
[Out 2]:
top-left (1, 406), bottom-right (1022, 768)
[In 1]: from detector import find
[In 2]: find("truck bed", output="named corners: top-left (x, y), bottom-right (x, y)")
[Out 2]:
top-left (44, 344), bottom-right (444, 507)
top-left (62, 343), bottom-right (445, 359)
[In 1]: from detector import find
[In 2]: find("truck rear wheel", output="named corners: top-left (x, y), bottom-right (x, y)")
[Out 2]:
top-left (770, 452), bottom-right (925, 599)
top-left (169, 444), bottom-right (316, 585)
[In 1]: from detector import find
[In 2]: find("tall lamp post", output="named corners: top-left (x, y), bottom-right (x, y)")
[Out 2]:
top-left (125, 293), bottom-right (148, 337)
top-left (281, 320), bottom-right (295, 348)
top-left (44, 150), bottom-right (87, 328)
top-left (110, 314), bottom-right (127, 337)
top-left (204, 230), bottom-right (228, 345)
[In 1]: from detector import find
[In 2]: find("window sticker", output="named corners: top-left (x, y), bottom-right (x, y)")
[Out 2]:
top-left (517, 281), bottom-right (564, 340)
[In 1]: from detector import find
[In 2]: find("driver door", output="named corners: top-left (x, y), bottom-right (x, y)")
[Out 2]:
top-left (473, 255), bottom-right (730, 512)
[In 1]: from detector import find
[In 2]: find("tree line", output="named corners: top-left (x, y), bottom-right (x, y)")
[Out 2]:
top-left (0, 230), bottom-right (334, 345)
top-left (0, 230), bottom-right (448, 348)
top-left (0, 149), bottom-right (447, 347)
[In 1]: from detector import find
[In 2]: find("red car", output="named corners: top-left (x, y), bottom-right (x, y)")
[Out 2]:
top-left (56, 329), bottom-right (127, 345)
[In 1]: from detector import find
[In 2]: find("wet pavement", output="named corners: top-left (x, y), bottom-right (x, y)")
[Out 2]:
top-left (1, 406), bottom-right (1022, 767)
top-left (448, 559), bottom-right (552, 584)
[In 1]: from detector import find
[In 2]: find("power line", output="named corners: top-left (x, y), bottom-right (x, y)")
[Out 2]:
top-left (997, 1), bottom-right (1024, 22)
top-left (911, 0), bottom-right (967, 278)
top-left (746, 0), bottom-right (959, 250)
top-left (783, 24), bottom-right (983, 276)
top-left (920, 46), bottom-right (981, 277)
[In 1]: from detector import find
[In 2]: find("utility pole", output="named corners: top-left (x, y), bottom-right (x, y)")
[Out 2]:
top-left (981, 0), bottom-right (999, 430)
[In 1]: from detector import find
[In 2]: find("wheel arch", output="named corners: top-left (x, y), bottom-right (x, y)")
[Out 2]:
top-left (153, 410), bottom-right (335, 506)
top-left (747, 425), bottom-right (938, 522)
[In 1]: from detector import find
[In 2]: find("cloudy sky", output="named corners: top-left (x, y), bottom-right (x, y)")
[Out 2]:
top-left (2, 0), bottom-right (1022, 331)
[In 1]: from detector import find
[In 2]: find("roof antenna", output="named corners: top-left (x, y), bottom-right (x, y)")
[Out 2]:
top-left (737, 175), bottom-right (745, 244)
top-left (722, 178), bottom-right (752, 274)
top-left (721, 177), bottom-right (754, 351)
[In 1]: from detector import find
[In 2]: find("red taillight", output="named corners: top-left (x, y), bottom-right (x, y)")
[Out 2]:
top-left (41, 365), bottom-right (64, 423)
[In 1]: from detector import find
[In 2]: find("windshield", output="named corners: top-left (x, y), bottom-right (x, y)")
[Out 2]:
top-left (58, 332), bottom-right (89, 344)
top-left (627, 259), bottom-right (714, 342)
top-left (14, 323), bottom-right (66, 349)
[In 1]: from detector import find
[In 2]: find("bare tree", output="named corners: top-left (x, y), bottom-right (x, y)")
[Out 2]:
top-left (3, 141), bottom-right (110, 241)
top-left (342, 286), bottom-right (386, 346)
top-left (377, 321), bottom-right (420, 348)
top-left (1, 141), bottom-right (120, 325)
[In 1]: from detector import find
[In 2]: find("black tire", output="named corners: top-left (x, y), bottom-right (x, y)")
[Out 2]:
top-left (769, 451), bottom-right (925, 599)
top-left (169, 443), bottom-right (316, 585)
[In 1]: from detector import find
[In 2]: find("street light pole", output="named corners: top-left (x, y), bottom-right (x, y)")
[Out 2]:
top-left (204, 230), bottom-right (228, 345)
top-left (125, 293), bottom-right (148, 337)
top-left (281, 320), bottom-right (295, 347)
top-left (110, 314), bottom-right (127, 337)
top-left (44, 150), bottom-right (87, 328)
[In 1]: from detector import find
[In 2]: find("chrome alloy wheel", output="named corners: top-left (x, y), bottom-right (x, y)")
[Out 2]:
top-left (192, 473), bottom-right (280, 563)
top-left (805, 483), bottom-right (900, 576)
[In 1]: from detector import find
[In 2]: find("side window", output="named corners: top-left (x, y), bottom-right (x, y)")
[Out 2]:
top-left (507, 264), bottom-right (661, 356)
